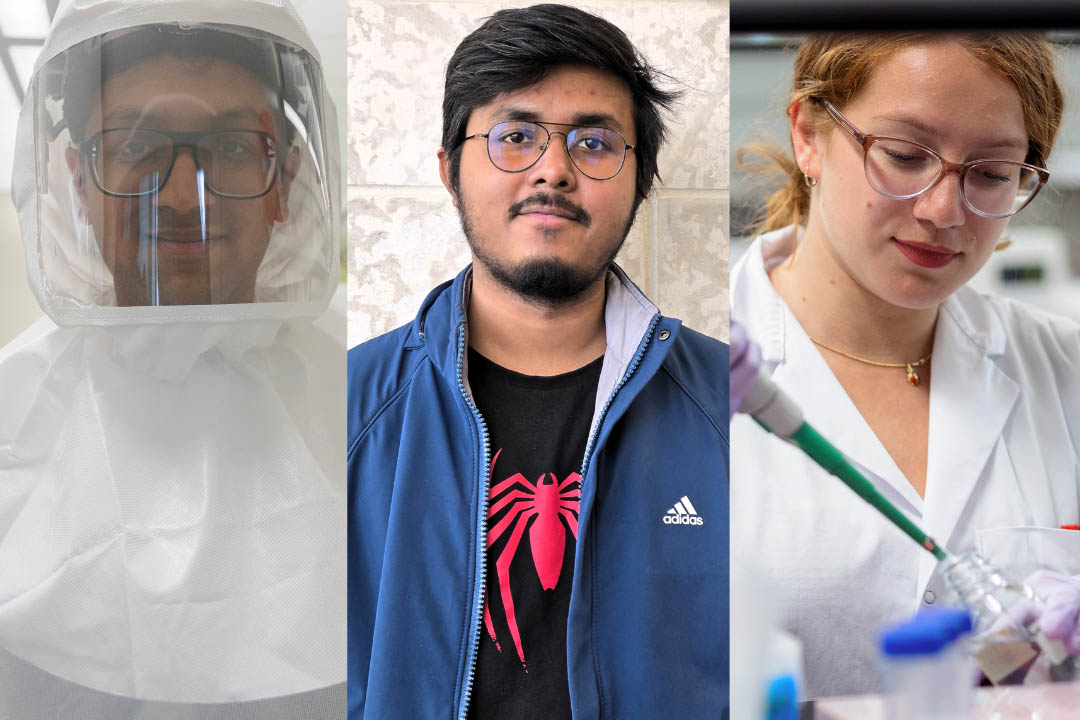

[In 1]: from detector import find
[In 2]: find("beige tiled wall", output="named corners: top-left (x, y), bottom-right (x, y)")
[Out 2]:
top-left (348, 0), bottom-right (729, 347)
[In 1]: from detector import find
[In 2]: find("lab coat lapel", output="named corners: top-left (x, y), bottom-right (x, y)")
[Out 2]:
top-left (770, 305), bottom-right (923, 515)
top-left (919, 292), bottom-right (1018, 593)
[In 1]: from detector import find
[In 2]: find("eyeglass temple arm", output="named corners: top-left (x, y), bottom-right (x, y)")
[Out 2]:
top-left (817, 98), bottom-right (866, 144)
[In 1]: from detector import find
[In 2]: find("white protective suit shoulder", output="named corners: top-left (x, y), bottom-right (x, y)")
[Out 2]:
top-left (0, 0), bottom-right (345, 715)
top-left (731, 225), bottom-right (1080, 698)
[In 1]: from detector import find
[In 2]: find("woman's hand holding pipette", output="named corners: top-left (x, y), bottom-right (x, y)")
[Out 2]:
top-left (730, 318), bottom-right (762, 421)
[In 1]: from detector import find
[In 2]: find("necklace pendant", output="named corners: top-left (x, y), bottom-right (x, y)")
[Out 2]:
top-left (906, 364), bottom-right (919, 386)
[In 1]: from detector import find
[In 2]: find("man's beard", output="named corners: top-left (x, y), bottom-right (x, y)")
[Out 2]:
top-left (458, 190), bottom-right (636, 306)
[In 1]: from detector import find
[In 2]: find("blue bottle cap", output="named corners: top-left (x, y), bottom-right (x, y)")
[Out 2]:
top-left (918, 607), bottom-right (973, 641)
top-left (766, 674), bottom-right (798, 720)
top-left (880, 618), bottom-right (950, 656)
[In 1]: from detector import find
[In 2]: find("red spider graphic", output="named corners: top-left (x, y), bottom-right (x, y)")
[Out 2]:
top-left (481, 449), bottom-right (580, 669)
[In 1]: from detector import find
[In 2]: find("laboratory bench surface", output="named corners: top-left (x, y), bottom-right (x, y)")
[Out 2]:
top-left (809, 681), bottom-right (1080, 719)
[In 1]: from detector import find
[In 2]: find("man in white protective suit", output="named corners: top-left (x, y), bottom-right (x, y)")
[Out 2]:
top-left (0, 1), bottom-right (345, 717)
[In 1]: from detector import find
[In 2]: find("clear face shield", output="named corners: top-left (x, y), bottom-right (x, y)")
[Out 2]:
top-left (31, 22), bottom-right (335, 319)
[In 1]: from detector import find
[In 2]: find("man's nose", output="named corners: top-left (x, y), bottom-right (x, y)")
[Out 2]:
top-left (526, 132), bottom-right (578, 191)
top-left (912, 170), bottom-right (966, 229)
top-left (157, 148), bottom-right (209, 212)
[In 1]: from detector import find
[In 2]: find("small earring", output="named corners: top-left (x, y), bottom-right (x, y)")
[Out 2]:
top-left (803, 172), bottom-right (817, 188)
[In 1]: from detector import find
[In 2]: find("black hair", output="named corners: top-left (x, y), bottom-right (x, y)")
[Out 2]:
top-left (442, 3), bottom-right (681, 203)
top-left (59, 25), bottom-right (292, 146)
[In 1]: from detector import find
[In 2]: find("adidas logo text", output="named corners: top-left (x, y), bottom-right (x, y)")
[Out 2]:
top-left (663, 514), bottom-right (704, 526)
top-left (662, 495), bottom-right (704, 526)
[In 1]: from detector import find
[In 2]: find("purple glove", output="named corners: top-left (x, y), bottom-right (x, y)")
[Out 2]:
top-left (730, 318), bottom-right (763, 421)
top-left (1026, 570), bottom-right (1080, 655)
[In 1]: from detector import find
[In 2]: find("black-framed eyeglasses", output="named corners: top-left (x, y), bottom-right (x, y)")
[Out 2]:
top-left (816, 99), bottom-right (1049, 219)
top-left (461, 120), bottom-right (635, 181)
top-left (79, 128), bottom-right (280, 199)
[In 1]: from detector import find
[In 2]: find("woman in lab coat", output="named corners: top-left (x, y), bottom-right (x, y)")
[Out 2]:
top-left (730, 33), bottom-right (1080, 699)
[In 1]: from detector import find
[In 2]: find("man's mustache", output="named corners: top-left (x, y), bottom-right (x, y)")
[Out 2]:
top-left (508, 192), bottom-right (591, 227)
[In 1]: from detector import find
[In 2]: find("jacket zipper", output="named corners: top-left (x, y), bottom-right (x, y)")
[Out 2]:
top-left (570, 313), bottom-right (659, 720)
top-left (455, 322), bottom-right (491, 720)
top-left (457, 313), bottom-right (660, 719)
top-left (580, 314), bottom-right (660, 480)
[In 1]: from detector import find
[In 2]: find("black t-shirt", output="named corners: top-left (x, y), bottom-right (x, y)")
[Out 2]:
top-left (466, 348), bottom-right (604, 720)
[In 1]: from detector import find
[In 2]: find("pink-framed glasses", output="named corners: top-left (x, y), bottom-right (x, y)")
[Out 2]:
top-left (817, 98), bottom-right (1049, 219)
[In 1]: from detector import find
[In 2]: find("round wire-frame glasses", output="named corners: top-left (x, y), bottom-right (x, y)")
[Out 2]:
top-left (816, 98), bottom-right (1049, 219)
top-left (79, 128), bottom-right (280, 199)
top-left (461, 120), bottom-right (636, 181)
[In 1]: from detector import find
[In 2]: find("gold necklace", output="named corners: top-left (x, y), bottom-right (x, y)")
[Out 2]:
top-left (809, 337), bottom-right (932, 387)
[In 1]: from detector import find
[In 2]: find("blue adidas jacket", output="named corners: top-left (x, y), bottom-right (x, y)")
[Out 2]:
top-left (348, 266), bottom-right (729, 719)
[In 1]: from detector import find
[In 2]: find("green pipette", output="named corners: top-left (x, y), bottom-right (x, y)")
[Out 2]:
top-left (742, 370), bottom-right (949, 562)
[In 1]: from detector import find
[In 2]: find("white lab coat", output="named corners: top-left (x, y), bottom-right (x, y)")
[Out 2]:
top-left (731, 226), bottom-right (1080, 699)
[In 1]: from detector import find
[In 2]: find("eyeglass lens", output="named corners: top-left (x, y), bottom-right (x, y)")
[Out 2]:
top-left (864, 138), bottom-right (1042, 217)
top-left (94, 129), bottom-right (276, 197)
top-left (485, 121), bottom-right (628, 180)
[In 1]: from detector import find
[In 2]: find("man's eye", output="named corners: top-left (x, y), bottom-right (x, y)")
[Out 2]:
top-left (500, 131), bottom-right (533, 144)
top-left (215, 137), bottom-right (255, 156)
top-left (575, 135), bottom-right (610, 153)
top-left (114, 142), bottom-right (152, 161)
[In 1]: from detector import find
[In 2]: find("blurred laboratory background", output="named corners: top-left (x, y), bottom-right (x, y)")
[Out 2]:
top-left (731, 33), bottom-right (1080, 322)
top-left (0, 1), bottom-right (346, 349)
top-left (0, 4), bottom-right (47, 348)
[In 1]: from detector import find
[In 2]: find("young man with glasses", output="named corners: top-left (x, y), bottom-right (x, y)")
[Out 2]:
top-left (348, 4), bottom-right (728, 719)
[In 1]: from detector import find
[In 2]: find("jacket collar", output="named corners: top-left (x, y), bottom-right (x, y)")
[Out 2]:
top-left (592, 264), bottom-right (662, 434)
top-left (410, 263), bottom-right (662, 415)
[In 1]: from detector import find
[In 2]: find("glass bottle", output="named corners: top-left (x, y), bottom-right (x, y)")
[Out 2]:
top-left (942, 551), bottom-right (1073, 685)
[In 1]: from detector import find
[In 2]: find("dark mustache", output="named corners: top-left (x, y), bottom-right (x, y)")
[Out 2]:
top-left (508, 192), bottom-right (591, 227)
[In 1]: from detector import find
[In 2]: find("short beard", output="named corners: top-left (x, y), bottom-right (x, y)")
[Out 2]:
top-left (457, 191), bottom-right (636, 307)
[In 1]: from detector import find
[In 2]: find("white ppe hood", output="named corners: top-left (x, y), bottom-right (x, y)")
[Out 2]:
top-left (0, 0), bottom-right (345, 715)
